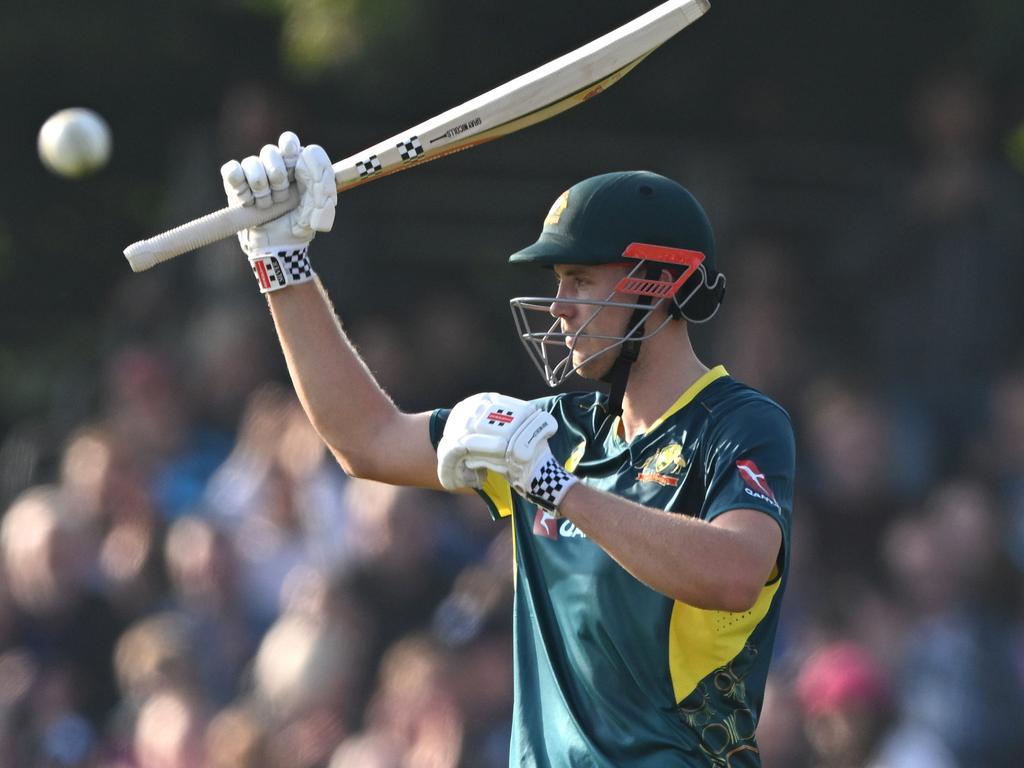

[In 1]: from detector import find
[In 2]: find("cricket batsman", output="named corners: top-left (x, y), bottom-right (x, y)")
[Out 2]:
top-left (222, 131), bottom-right (794, 767)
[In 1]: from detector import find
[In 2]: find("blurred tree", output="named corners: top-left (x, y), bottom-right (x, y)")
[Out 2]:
top-left (241, 0), bottom-right (421, 78)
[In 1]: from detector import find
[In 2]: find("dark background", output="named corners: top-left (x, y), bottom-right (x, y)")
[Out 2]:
top-left (4, 0), bottom-right (1023, 425)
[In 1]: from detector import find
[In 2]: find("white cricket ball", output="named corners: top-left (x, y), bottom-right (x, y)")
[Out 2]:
top-left (37, 108), bottom-right (112, 178)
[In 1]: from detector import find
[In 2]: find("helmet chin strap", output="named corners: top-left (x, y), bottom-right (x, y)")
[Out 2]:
top-left (600, 266), bottom-right (660, 419)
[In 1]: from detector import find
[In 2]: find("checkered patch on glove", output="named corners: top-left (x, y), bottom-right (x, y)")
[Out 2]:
top-left (521, 451), bottom-right (576, 513)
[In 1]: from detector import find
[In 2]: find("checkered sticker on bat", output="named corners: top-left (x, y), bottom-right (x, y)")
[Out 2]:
top-left (398, 137), bottom-right (424, 161)
top-left (356, 155), bottom-right (382, 177)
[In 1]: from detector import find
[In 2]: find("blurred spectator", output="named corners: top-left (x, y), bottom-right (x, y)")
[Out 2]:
top-left (328, 731), bottom-right (403, 768)
top-left (755, 677), bottom-right (811, 768)
top-left (882, 478), bottom-right (1024, 766)
top-left (445, 628), bottom-right (514, 767)
top-left (0, 486), bottom-right (125, 730)
top-left (202, 384), bottom-right (351, 628)
top-left (252, 611), bottom-right (363, 725)
top-left (131, 687), bottom-right (205, 768)
top-left (797, 378), bottom-right (902, 618)
top-left (355, 634), bottom-right (464, 768)
top-left (163, 516), bottom-right (255, 706)
top-left (112, 612), bottom-right (200, 716)
top-left (342, 479), bottom-right (456, 658)
top-left (796, 641), bottom-right (956, 768)
top-left (57, 423), bottom-right (166, 621)
top-left (204, 704), bottom-right (271, 768)
top-left (248, 571), bottom-right (372, 768)
top-left (102, 347), bottom-right (189, 481)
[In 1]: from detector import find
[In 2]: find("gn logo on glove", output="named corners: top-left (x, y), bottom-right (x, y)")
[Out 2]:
top-left (487, 410), bottom-right (515, 426)
top-left (252, 255), bottom-right (286, 290)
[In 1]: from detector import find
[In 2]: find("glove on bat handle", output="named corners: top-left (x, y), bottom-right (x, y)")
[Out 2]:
top-left (123, 186), bottom-right (300, 272)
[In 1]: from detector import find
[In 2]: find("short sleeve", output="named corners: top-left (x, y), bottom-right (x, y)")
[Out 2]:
top-left (702, 401), bottom-right (795, 561)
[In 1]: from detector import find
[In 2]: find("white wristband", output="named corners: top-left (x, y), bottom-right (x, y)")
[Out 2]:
top-left (248, 246), bottom-right (315, 293)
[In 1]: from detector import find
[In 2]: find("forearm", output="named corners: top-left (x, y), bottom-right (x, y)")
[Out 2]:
top-left (558, 483), bottom-right (775, 611)
top-left (265, 278), bottom-right (400, 474)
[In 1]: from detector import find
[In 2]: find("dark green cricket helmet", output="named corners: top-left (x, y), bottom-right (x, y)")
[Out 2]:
top-left (509, 170), bottom-right (724, 321)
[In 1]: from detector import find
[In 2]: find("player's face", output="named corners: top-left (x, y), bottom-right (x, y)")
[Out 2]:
top-left (549, 263), bottom-right (635, 379)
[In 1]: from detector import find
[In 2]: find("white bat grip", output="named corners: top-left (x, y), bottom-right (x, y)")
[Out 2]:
top-left (123, 187), bottom-right (300, 272)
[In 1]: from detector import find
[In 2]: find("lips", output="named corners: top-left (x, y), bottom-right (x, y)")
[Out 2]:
top-left (563, 330), bottom-right (588, 349)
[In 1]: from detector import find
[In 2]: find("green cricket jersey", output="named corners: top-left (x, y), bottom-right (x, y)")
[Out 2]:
top-left (430, 366), bottom-right (795, 767)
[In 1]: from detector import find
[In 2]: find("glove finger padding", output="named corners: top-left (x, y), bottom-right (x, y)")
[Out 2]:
top-left (221, 160), bottom-right (252, 206)
top-left (436, 438), bottom-right (486, 490)
top-left (241, 155), bottom-right (273, 209)
top-left (260, 144), bottom-right (291, 203)
top-left (460, 433), bottom-right (514, 459)
top-left (278, 131), bottom-right (301, 179)
top-left (295, 145), bottom-right (337, 236)
top-left (447, 392), bottom-right (499, 431)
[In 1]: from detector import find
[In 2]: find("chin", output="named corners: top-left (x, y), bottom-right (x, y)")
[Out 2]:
top-left (572, 350), bottom-right (616, 381)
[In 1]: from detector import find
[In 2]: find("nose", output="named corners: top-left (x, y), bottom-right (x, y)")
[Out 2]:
top-left (549, 284), bottom-right (574, 321)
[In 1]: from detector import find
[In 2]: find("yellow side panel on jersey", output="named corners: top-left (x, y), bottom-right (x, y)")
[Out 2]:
top-left (481, 470), bottom-right (514, 519)
top-left (667, 577), bottom-right (781, 703)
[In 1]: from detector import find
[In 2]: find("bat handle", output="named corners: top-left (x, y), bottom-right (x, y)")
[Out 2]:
top-left (123, 187), bottom-right (300, 272)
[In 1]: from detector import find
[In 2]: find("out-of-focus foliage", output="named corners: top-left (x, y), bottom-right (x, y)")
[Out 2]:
top-left (242, 0), bottom-right (421, 76)
top-left (1007, 124), bottom-right (1024, 175)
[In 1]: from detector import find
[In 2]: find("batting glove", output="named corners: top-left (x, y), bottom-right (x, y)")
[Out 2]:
top-left (437, 393), bottom-right (578, 513)
top-left (221, 131), bottom-right (337, 293)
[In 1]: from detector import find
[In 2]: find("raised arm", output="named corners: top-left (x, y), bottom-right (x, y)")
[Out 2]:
top-left (267, 281), bottom-right (441, 488)
top-left (223, 132), bottom-right (442, 489)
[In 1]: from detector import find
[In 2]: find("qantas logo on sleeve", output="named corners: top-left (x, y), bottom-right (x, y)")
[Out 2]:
top-left (532, 510), bottom-right (587, 540)
top-left (533, 510), bottom-right (560, 539)
top-left (736, 459), bottom-right (779, 508)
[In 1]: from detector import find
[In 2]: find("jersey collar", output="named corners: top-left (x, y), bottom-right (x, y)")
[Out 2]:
top-left (611, 365), bottom-right (729, 443)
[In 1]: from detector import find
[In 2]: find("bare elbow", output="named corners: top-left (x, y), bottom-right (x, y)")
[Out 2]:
top-left (308, 418), bottom-right (378, 479)
top-left (328, 446), bottom-right (377, 480)
top-left (718, 560), bottom-right (775, 612)
top-left (719, 580), bottom-right (763, 613)
top-left (667, 576), bottom-right (763, 613)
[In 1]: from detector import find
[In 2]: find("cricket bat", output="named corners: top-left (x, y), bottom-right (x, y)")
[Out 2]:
top-left (124, 0), bottom-right (710, 271)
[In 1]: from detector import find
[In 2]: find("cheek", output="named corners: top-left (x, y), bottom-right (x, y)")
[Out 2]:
top-left (597, 303), bottom-right (636, 334)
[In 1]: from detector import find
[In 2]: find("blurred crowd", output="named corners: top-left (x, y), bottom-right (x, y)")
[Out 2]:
top-left (2, 69), bottom-right (1024, 767)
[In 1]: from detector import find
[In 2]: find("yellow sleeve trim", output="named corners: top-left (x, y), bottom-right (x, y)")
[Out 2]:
top-left (668, 577), bottom-right (780, 703)
top-left (481, 469), bottom-right (514, 519)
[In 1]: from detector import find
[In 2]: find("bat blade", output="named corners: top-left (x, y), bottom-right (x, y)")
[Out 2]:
top-left (124, 0), bottom-right (710, 272)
